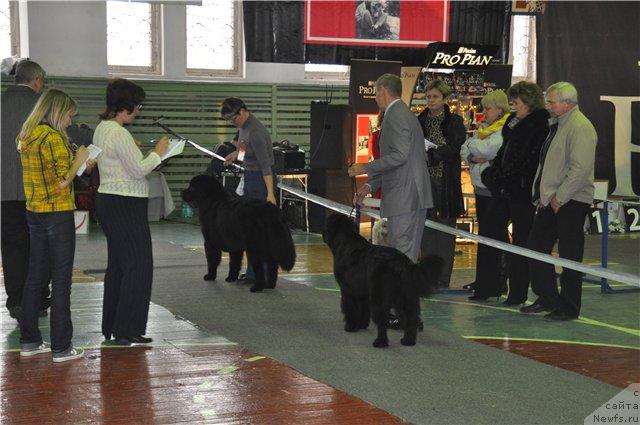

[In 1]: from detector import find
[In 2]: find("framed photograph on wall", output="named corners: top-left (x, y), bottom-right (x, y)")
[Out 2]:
top-left (305, 0), bottom-right (449, 47)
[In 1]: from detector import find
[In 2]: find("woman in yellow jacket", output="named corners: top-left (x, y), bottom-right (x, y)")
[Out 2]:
top-left (17, 89), bottom-right (90, 362)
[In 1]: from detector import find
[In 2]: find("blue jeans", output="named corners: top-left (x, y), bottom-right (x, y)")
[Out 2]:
top-left (243, 170), bottom-right (276, 279)
top-left (20, 211), bottom-right (75, 352)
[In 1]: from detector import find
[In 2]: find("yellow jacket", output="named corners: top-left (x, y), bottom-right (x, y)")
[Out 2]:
top-left (19, 123), bottom-right (75, 212)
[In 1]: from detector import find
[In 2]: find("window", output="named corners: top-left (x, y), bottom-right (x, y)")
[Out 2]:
top-left (510, 14), bottom-right (536, 83)
top-left (107, 1), bottom-right (161, 74)
top-left (304, 63), bottom-right (350, 82)
top-left (186, 0), bottom-right (242, 77)
top-left (0, 0), bottom-right (19, 59)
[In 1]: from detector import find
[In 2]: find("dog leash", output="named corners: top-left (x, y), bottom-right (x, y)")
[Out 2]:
top-left (152, 116), bottom-right (245, 172)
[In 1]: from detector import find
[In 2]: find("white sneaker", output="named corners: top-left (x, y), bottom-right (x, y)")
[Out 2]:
top-left (20, 342), bottom-right (51, 357)
top-left (52, 346), bottom-right (84, 363)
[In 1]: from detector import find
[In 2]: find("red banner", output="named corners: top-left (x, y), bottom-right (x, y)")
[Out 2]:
top-left (304, 0), bottom-right (449, 47)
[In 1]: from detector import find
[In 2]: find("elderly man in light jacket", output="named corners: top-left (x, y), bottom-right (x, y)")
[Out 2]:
top-left (523, 81), bottom-right (597, 321)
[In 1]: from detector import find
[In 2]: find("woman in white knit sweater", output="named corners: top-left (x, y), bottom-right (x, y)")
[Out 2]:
top-left (93, 79), bottom-right (168, 345)
top-left (459, 90), bottom-right (510, 301)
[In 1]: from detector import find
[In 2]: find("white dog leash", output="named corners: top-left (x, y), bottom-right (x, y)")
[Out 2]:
top-left (153, 116), bottom-right (245, 171)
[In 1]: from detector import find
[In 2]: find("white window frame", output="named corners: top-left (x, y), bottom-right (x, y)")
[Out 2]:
top-left (304, 63), bottom-right (350, 83)
top-left (185, 0), bottom-right (244, 78)
top-left (107, 2), bottom-right (162, 76)
top-left (509, 14), bottom-right (537, 84)
top-left (9, 0), bottom-right (19, 56)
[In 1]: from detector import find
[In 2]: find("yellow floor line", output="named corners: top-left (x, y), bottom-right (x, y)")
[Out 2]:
top-left (426, 298), bottom-right (640, 337)
top-left (464, 336), bottom-right (640, 351)
top-left (575, 317), bottom-right (640, 337)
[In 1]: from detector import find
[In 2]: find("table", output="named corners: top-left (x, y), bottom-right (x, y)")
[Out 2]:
top-left (278, 173), bottom-right (309, 232)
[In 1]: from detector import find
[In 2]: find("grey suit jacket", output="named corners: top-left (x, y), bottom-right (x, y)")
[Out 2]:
top-left (364, 100), bottom-right (433, 217)
top-left (1, 85), bottom-right (40, 201)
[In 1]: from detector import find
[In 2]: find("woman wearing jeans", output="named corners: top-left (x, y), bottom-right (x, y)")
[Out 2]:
top-left (18, 89), bottom-right (90, 362)
top-left (222, 97), bottom-right (276, 289)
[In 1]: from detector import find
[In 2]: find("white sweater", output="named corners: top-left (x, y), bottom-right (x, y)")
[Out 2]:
top-left (459, 129), bottom-right (504, 191)
top-left (93, 120), bottom-right (161, 198)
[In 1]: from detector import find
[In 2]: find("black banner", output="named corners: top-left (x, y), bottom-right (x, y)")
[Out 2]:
top-left (349, 59), bottom-right (402, 114)
top-left (424, 42), bottom-right (499, 70)
top-left (483, 64), bottom-right (513, 92)
top-left (537, 1), bottom-right (640, 197)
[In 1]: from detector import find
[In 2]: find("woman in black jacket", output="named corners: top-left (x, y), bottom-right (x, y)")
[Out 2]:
top-left (417, 80), bottom-right (466, 288)
top-left (477, 81), bottom-right (550, 304)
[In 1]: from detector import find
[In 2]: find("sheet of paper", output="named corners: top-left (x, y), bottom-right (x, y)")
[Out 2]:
top-left (424, 138), bottom-right (437, 151)
top-left (76, 144), bottom-right (102, 176)
top-left (160, 139), bottom-right (185, 161)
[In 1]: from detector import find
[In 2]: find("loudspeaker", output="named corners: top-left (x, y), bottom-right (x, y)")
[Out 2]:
top-left (309, 102), bottom-right (354, 169)
top-left (308, 169), bottom-right (354, 233)
top-left (273, 147), bottom-right (306, 174)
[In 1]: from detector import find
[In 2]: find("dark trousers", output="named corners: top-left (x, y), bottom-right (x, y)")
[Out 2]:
top-left (20, 211), bottom-right (75, 352)
top-left (1, 200), bottom-right (50, 309)
top-left (528, 201), bottom-right (590, 315)
top-left (96, 194), bottom-right (153, 339)
top-left (243, 170), bottom-right (276, 280)
top-left (483, 197), bottom-right (536, 302)
top-left (473, 194), bottom-right (509, 296)
top-left (420, 213), bottom-right (456, 287)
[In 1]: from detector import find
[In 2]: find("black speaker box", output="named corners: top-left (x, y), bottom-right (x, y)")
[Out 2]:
top-left (273, 147), bottom-right (306, 174)
top-left (307, 169), bottom-right (354, 233)
top-left (309, 102), bottom-right (354, 169)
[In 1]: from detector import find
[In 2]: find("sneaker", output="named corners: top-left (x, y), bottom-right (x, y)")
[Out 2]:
top-left (52, 346), bottom-right (84, 363)
top-left (20, 342), bottom-right (51, 357)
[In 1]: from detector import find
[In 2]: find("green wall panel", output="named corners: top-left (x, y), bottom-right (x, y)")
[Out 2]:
top-left (2, 76), bottom-right (349, 208)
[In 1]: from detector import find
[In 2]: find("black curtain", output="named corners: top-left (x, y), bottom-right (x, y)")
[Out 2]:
top-left (243, 1), bottom-right (305, 63)
top-left (243, 1), bottom-right (510, 66)
top-left (537, 1), bottom-right (640, 187)
top-left (449, 1), bottom-right (511, 63)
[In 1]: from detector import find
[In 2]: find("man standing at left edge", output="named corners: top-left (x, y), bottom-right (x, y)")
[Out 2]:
top-left (1, 60), bottom-right (51, 322)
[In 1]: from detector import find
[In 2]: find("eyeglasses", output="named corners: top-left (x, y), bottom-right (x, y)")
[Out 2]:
top-left (223, 113), bottom-right (239, 123)
top-left (222, 107), bottom-right (243, 122)
top-left (136, 104), bottom-right (144, 110)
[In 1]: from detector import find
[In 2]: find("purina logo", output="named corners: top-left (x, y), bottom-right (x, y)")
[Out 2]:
top-left (432, 46), bottom-right (493, 67)
top-left (358, 80), bottom-right (377, 95)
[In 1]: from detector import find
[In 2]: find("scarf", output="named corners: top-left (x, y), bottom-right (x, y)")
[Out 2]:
top-left (477, 113), bottom-right (508, 140)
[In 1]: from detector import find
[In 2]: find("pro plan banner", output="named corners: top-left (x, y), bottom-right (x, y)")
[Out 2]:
top-left (424, 42), bottom-right (499, 71)
top-left (304, 0), bottom-right (449, 47)
top-left (349, 59), bottom-right (402, 113)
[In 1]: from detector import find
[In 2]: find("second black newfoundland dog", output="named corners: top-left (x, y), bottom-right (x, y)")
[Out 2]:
top-left (324, 214), bottom-right (442, 348)
top-left (181, 174), bottom-right (296, 293)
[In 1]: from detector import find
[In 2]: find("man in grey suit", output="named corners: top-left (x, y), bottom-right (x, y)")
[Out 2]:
top-left (1, 60), bottom-right (50, 322)
top-left (348, 73), bottom-right (433, 263)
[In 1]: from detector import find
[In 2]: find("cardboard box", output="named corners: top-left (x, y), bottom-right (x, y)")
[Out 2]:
top-left (74, 210), bottom-right (89, 234)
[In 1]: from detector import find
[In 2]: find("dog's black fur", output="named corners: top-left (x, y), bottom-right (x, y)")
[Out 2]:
top-left (181, 174), bottom-right (296, 292)
top-left (323, 214), bottom-right (443, 347)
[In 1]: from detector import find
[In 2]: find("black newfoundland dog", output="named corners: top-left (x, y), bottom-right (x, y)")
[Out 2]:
top-left (181, 174), bottom-right (296, 293)
top-left (324, 214), bottom-right (443, 348)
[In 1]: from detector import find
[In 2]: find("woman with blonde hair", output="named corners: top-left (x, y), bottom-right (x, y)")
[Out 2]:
top-left (17, 88), bottom-right (90, 362)
top-left (460, 90), bottom-right (510, 300)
